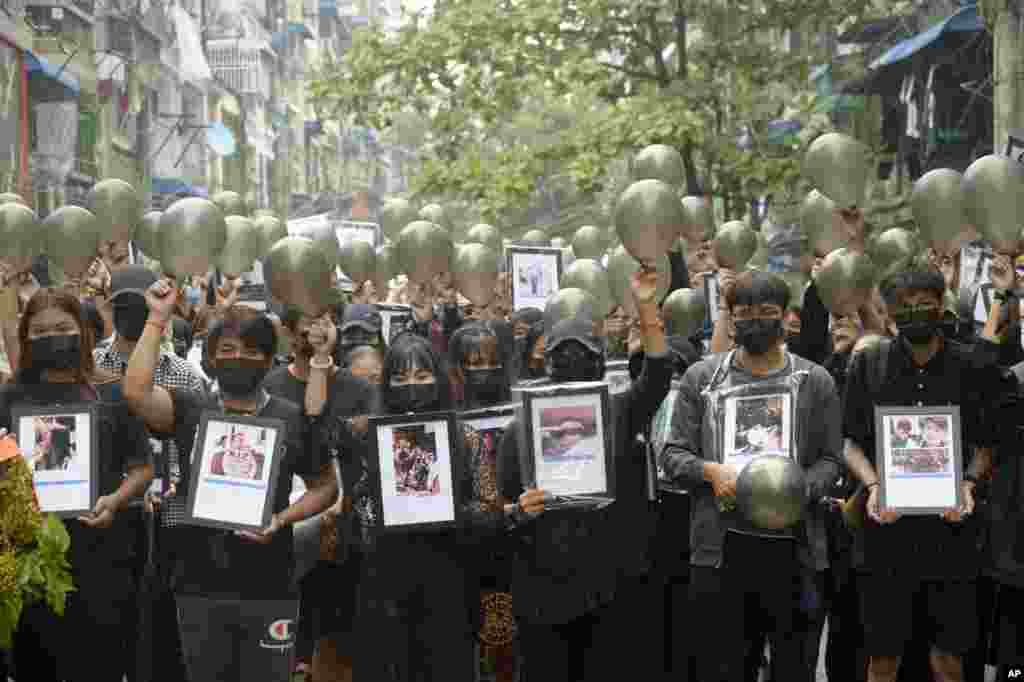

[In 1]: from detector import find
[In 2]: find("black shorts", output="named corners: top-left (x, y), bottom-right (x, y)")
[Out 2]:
top-left (299, 555), bottom-right (363, 644)
top-left (857, 572), bottom-right (978, 657)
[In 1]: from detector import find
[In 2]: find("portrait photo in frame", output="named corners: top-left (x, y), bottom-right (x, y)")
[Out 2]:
top-left (377, 304), bottom-right (413, 345)
top-left (13, 404), bottom-right (99, 518)
top-left (604, 359), bottom-right (631, 396)
top-left (184, 413), bottom-right (287, 533)
top-left (507, 246), bottom-right (563, 312)
top-left (874, 405), bottom-right (963, 515)
top-left (520, 381), bottom-right (614, 500)
top-left (704, 272), bottom-right (721, 326)
top-left (720, 391), bottom-right (793, 474)
top-left (369, 411), bottom-right (464, 532)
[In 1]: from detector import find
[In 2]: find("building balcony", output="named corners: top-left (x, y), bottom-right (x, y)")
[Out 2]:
top-left (207, 40), bottom-right (274, 97)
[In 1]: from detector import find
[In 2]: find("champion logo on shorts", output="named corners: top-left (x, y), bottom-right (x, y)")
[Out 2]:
top-left (259, 619), bottom-right (296, 650)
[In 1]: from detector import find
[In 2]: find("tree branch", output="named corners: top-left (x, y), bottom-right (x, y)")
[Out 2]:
top-left (595, 61), bottom-right (662, 82)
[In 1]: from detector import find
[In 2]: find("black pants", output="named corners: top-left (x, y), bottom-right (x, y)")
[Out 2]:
top-left (825, 563), bottom-right (867, 682)
top-left (518, 610), bottom-right (602, 682)
top-left (176, 594), bottom-right (298, 682)
top-left (688, 533), bottom-right (803, 682)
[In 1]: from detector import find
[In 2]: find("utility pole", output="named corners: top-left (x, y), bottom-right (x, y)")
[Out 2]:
top-left (992, 2), bottom-right (1024, 155)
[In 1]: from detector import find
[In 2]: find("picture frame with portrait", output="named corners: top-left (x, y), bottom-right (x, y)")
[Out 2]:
top-left (13, 404), bottom-right (99, 518)
top-left (519, 381), bottom-right (614, 501)
top-left (604, 359), bottom-right (631, 396)
top-left (704, 271), bottom-right (721, 326)
top-left (184, 414), bottom-right (287, 533)
top-left (506, 246), bottom-right (563, 312)
top-left (368, 411), bottom-right (465, 532)
top-left (377, 304), bottom-right (413, 345)
top-left (720, 390), bottom-right (794, 474)
top-left (874, 405), bottom-right (963, 515)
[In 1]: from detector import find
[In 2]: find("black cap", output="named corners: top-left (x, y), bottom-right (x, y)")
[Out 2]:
top-left (545, 317), bottom-right (604, 356)
top-left (109, 265), bottom-right (158, 303)
top-left (341, 304), bottom-right (382, 333)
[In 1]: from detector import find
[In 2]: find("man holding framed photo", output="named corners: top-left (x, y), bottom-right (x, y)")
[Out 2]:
top-left (124, 280), bottom-right (339, 682)
top-left (661, 269), bottom-right (843, 682)
top-left (841, 264), bottom-right (1013, 682)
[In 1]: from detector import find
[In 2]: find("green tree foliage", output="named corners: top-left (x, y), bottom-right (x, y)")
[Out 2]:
top-left (310, 0), bottom-right (896, 229)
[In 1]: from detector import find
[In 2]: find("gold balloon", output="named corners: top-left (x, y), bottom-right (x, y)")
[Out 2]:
top-left (813, 248), bottom-right (876, 316)
top-left (800, 190), bottom-right (847, 257)
top-left (338, 239), bottom-right (377, 286)
top-left (372, 244), bottom-right (399, 293)
top-left (211, 190), bottom-right (247, 217)
top-left (396, 220), bottom-right (453, 284)
top-left (680, 195), bottom-right (715, 245)
top-left (662, 288), bottom-right (706, 338)
top-left (0, 202), bottom-right (41, 272)
top-left (382, 198), bottom-right (420, 240)
top-left (961, 154), bottom-right (1024, 254)
top-left (713, 220), bottom-right (758, 270)
top-left (632, 144), bottom-right (685, 187)
top-left (521, 229), bottom-right (550, 246)
top-left (218, 215), bottom-right (263, 277)
top-left (255, 215), bottom-right (287, 255)
top-left (543, 287), bottom-right (600, 332)
top-left (804, 133), bottom-right (870, 208)
top-left (466, 223), bottom-right (502, 252)
top-left (452, 242), bottom-right (500, 307)
top-left (134, 211), bottom-right (162, 262)
top-left (419, 203), bottom-right (447, 229)
top-left (158, 197), bottom-right (227, 276)
top-left (265, 236), bottom-right (335, 316)
top-left (572, 225), bottom-right (606, 260)
top-left (614, 179), bottom-right (684, 268)
top-left (560, 259), bottom-right (614, 317)
top-left (88, 178), bottom-right (141, 243)
top-left (605, 245), bottom-right (670, 317)
top-left (0, 193), bottom-right (26, 206)
top-left (42, 206), bottom-right (102, 279)
top-left (868, 228), bottom-right (919, 282)
top-left (911, 169), bottom-right (966, 254)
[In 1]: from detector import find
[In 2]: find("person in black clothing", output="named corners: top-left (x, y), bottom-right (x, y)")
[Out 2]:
top-left (335, 304), bottom-right (384, 366)
top-left (262, 306), bottom-right (375, 682)
top-left (449, 322), bottom-right (511, 409)
top-left (124, 287), bottom-right (339, 682)
top-left (496, 268), bottom-right (671, 681)
top-left (841, 267), bottom-right (1011, 682)
top-left (4, 288), bottom-right (153, 682)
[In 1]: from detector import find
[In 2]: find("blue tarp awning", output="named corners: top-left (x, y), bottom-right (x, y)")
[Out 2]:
top-left (24, 51), bottom-right (80, 95)
top-left (271, 22), bottom-right (314, 50)
top-left (319, 0), bottom-right (337, 17)
top-left (869, 4), bottom-right (983, 69)
top-left (152, 178), bottom-right (207, 197)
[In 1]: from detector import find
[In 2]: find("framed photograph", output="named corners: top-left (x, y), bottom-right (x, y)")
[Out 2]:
top-left (369, 411), bottom-right (464, 532)
top-left (460, 403), bottom-right (517, 480)
top-left (958, 241), bottom-right (994, 327)
top-left (13, 404), bottom-right (99, 518)
top-left (377, 304), bottom-right (413, 345)
top-left (1005, 130), bottom-right (1024, 166)
top-left (721, 391), bottom-right (793, 473)
top-left (605, 359), bottom-right (631, 396)
top-left (507, 246), bottom-right (563, 312)
top-left (874, 406), bottom-right (963, 514)
top-left (520, 381), bottom-right (614, 499)
top-left (184, 414), bottom-right (287, 532)
top-left (704, 272), bottom-right (721, 326)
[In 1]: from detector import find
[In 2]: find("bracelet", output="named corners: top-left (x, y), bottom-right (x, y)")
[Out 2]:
top-left (866, 481), bottom-right (880, 491)
top-left (309, 355), bottom-right (334, 370)
top-left (145, 320), bottom-right (166, 334)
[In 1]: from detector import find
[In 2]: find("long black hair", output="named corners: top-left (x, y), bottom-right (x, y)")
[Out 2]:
top-left (381, 332), bottom-right (454, 414)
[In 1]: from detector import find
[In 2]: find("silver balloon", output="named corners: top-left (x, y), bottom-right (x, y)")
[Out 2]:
top-left (661, 288), bottom-right (706, 338)
top-left (419, 203), bottom-right (448, 229)
top-left (681, 196), bottom-right (715, 245)
top-left (869, 228), bottom-right (919, 282)
top-left (465, 223), bottom-right (502, 252)
top-left (396, 220), bottom-right (453, 284)
top-left (381, 198), bottom-right (420, 240)
top-left (338, 240), bottom-right (377, 287)
top-left (158, 197), bottom-right (227, 276)
top-left (800, 190), bottom-right (846, 257)
top-left (255, 215), bottom-right (287, 256)
top-left (218, 215), bottom-right (263, 277)
top-left (910, 169), bottom-right (966, 254)
top-left (0, 203), bottom-right (41, 272)
top-left (814, 248), bottom-right (876, 316)
top-left (43, 206), bottom-right (102, 279)
top-left (614, 179), bottom-right (684, 267)
top-left (632, 144), bottom-right (685, 187)
top-left (289, 216), bottom-right (340, 268)
top-left (804, 132), bottom-right (870, 208)
top-left (452, 242), bottom-right (500, 307)
top-left (605, 245), bottom-right (670, 317)
top-left (211, 190), bottom-right (247, 217)
top-left (87, 178), bottom-right (141, 243)
top-left (735, 455), bottom-right (807, 530)
top-left (372, 243), bottom-right (399, 294)
top-left (961, 155), bottom-right (1024, 254)
top-left (265, 236), bottom-right (335, 316)
top-left (543, 287), bottom-right (600, 333)
top-left (713, 221), bottom-right (758, 270)
top-left (521, 229), bottom-right (550, 246)
top-left (134, 211), bottom-right (162, 262)
top-left (572, 225), bottom-right (606, 260)
top-left (560, 259), bottom-right (614, 317)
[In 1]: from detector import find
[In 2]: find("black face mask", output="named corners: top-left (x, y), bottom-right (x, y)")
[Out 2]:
top-left (463, 368), bottom-right (505, 406)
top-left (824, 351), bottom-right (852, 380)
top-left (386, 382), bottom-right (440, 414)
top-left (30, 334), bottom-right (81, 371)
top-left (547, 342), bottom-right (604, 382)
top-left (893, 308), bottom-right (942, 346)
top-left (734, 318), bottom-right (783, 355)
top-left (113, 304), bottom-right (148, 341)
top-left (214, 358), bottom-right (269, 397)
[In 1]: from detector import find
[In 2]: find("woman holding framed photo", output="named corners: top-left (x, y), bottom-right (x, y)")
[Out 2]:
top-left (334, 332), bottom-right (505, 682)
top-left (0, 288), bottom-right (153, 682)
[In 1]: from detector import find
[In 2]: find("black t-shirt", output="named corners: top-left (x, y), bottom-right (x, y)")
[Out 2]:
top-left (0, 380), bottom-right (151, 569)
top-left (163, 389), bottom-right (317, 598)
